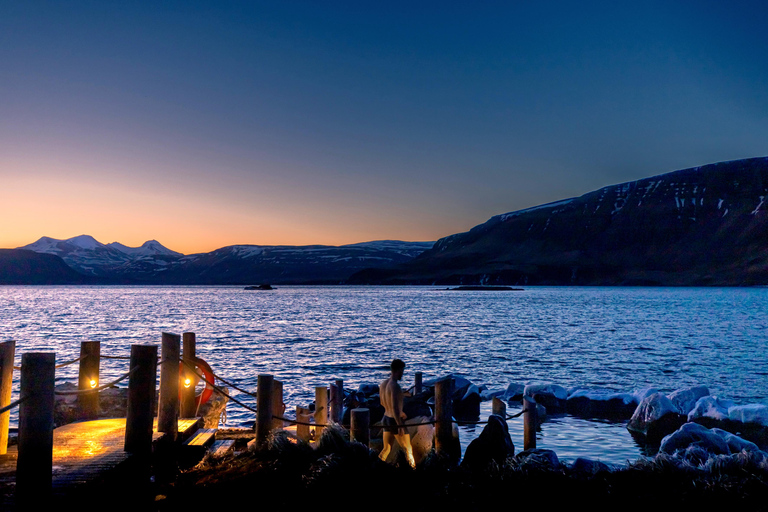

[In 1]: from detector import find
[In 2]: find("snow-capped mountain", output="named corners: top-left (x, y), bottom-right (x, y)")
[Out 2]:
top-left (350, 157), bottom-right (768, 286)
top-left (18, 236), bottom-right (434, 284)
top-left (20, 236), bottom-right (183, 278)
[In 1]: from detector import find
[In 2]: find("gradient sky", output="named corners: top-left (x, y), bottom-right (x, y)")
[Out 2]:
top-left (2, 1), bottom-right (767, 254)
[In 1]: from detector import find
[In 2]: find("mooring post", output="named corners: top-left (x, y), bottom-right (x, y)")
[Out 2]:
top-left (523, 396), bottom-right (537, 450)
top-left (181, 332), bottom-right (196, 418)
top-left (0, 340), bottom-right (15, 455)
top-left (296, 406), bottom-right (311, 442)
top-left (350, 408), bottom-right (370, 447)
top-left (158, 333), bottom-right (180, 439)
top-left (255, 374), bottom-right (274, 448)
top-left (434, 377), bottom-right (453, 457)
top-left (125, 345), bottom-right (158, 454)
top-left (414, 371), bottom-right (423, 395)
top-left (314, 385), bottom-right (329, 440)
top-left (492, 397), bottom-right (506, 418)
top-left (271, 379), bottom-right (284, 430)
top-left (16, 352), bottom-right (55, 502)
top-left (77, 340), bottom-right (101, 420)
top-left (330, 378), bottom-right (343, 424)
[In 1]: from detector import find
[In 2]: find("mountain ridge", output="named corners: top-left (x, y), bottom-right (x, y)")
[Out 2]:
top-left (350, 157), bottom-right (768, 286)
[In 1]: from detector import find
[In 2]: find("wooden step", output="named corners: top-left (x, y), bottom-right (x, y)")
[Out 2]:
top-left (208, 439), bottom-right (235, 458)
top-left (184, 428), bottom-right (217, 448)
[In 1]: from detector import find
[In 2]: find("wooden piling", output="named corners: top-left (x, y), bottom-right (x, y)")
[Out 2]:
top-left (414, 371), bottom-right (423, 395)
top-left (492, 397), bottom-right (506, 417)
top-left (158, 333), bottom-right (180, 439)
top-left (350, 408), bottom-right (370, 446)
top-left (0, 340), bottom-right (15, 455)
top-left (255, 374), bottom-right (274, 448)
top-left (271, 379), bottom-right (284, 430)
top-left (77, 340), bottom-right (100, 420)
top-left (296, 406), bottom-right (311, 442)
top-left (523, 397), bottom-right (537, 450)
top-left (434, 377), bottom-right (453, 457)
top-left (314, 385), bottom-right (329, 440)
top-left (16, 352), bottom-right (55, 501)
top-left (330, 379), bottom-right (343, 424)
top-left (181, 332), bottom-right (196, 417)
top-left (125, 345), bottom-right (158, 454)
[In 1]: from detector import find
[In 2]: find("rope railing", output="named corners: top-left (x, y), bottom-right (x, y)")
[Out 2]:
top-left (53, 366), bottom-right (139, 396)
top-left (0, 396), bottom-right (26, 415)
top-left (208, 369), bottom-right (258, 398)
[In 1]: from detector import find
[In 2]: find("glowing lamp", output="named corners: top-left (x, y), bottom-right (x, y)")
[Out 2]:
top-left (89, 379), bottom-right (97, 389)
top-left (184, 377), bottom-right (192, 388)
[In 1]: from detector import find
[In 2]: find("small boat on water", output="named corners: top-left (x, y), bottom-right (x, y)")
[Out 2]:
top-left (446, 285), bottom-right (523, 291)
top-left (244, 284), bottom-right (275, 290)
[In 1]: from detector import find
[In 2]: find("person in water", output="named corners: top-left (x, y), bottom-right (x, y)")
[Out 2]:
top-left (378, 358), bottom-right (415, 466)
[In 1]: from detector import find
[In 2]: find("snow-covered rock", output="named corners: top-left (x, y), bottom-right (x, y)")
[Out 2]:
top-left (688, 396), bottom-right (735, 422)
top-left (566, 388), bottom-right (638, 419)
top-left (627, 392), bottom-right (685, 440)
top-left (728, 404), bottom-right (768, 426)
top-left (659, 422), bottom-right (730, 456)
top-left (523, 383), bottom-right (568, 412)
top-left (668, 386), bottom-right (709, 416)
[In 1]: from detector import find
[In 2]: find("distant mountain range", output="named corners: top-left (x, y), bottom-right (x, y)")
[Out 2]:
top-left (350, 157), bottom-right (768, 286)
top-left (6, 236), bottom-right (434, 285)
top-left (5, 157), bottom-right (768, 286)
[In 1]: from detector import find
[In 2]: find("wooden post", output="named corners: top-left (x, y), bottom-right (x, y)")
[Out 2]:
top-left (492, 397), bottom-right (506, 418)
top-left (296, 406), bottom-right (311, 442)
top-left (314, 386), bottom-right (329, 440)
top-left (271, 379), bottom-right (284, 430)
top-left (523, 397), bottom-right (537, 450)
top-left (330, 379), bottom-right (343, 424)
top-left (125, 345), bottom-right (158, 454)
top-left (181, 332), bottom-right (196, 418)
top-left (350, 408), bottom-right (370, 447)
top-left (255, 374), bottom-right (274, 449)
top-left (0, 341), bottom-right (15, 455)
top-left (16, 352), bottom-right (55, 502)
top-left (77, 340), bottom-right (100, 420)
top-left (158, 333), bottom-right (180, 439)
top-left (414, 371), bottom-right (423, 395)
top-left (434, 378), bottom-right (453, 457)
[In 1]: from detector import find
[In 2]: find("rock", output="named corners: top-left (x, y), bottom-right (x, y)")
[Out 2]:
top-left (503, 382), bottom-right (525, 401)
top-left (461, 414), bottom-right (514, 469)
top-left (524, 383), bottom-right (567, 412)
top-left (668, 386), bottom-right (710, 416)
top-left (566, 388), bottom-right (638, 419)
top-left (423, 374), bottom-right (481, 420)
top-left (514, 448), bottom-right (561, 469)
top-left (710, 428), bottom-right (761, 453)
top-left (659, 422), bottom-right (730, 456)
top-left (728, 404), bottom-right (768, 426)
top-left (627, 392), bottom-right (686, 441)
top-left (570, 457), bottom-right (613, 475)
top-left (688, 396), bottom-right (735, 422)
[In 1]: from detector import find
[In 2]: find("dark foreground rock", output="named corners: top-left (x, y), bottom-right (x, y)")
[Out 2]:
top-left (162, 428), bottom-right (768, 510)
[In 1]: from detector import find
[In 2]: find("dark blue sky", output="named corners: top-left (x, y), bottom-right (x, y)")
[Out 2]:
top-left (2, 1), bottom-right (767, 252)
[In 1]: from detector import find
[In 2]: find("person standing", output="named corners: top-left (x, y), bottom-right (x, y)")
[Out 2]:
top-left (379, 359), bottom-right (415, 466)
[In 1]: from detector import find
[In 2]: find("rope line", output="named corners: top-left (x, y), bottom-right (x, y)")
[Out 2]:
top-left (54, 355), bottom-right (84, 368)
top-left (209, 370), bottom-right (257, 398)
top-left (100, 354), bottom-right (131, 360)
top-left (53, 366), bottom-right (139, 395)
top-left (0, 396), bottom-right (26, 415)
top-left (180, 359), bottom-right (259, 415)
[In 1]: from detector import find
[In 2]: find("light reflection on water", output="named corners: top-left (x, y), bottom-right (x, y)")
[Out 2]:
top-left (1, 285), bottom-right (767, 465)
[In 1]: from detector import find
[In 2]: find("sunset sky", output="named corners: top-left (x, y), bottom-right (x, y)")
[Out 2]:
top-left (2, 1), bottom-right (767, 254)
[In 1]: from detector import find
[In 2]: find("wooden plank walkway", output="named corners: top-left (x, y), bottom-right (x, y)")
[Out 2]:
top-left (0, 417), bottom-right (203, 508)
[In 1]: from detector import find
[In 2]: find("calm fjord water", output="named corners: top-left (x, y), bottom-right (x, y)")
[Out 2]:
top-left (1, 285), bottom-right (766, 465)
